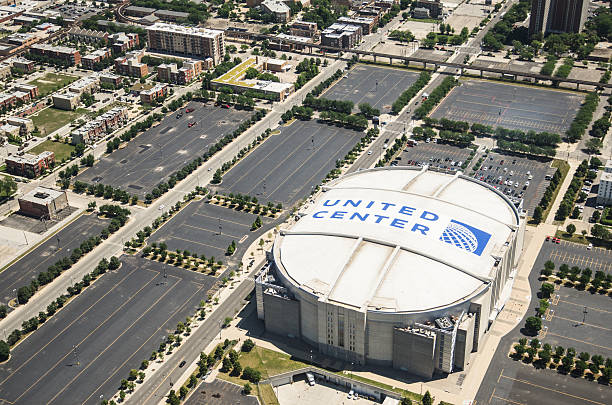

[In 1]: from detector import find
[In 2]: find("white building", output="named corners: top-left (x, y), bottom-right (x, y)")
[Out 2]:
top-left (597, 162), bottom-right (612, 206)
top-left (256, 166), bottom-right (526, 377)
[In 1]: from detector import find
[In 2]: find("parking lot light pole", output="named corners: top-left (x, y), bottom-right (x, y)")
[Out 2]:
top-left (582, 306), bottom-right (588, 325)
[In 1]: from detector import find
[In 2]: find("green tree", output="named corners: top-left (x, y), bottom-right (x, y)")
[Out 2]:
top-left (532, 206), bottom-right (543, 224)
top-left (422, 390), bottom-right (433, 405)
top-left (0, 340), bottom-right (9, 361)
top-left (540, 282), bottom-right (554, 298)
top-left (243, 382), bottom-right (252, 394)
top-left (525, 316), bottom-right (542, 334)
top-left (566, 223), bottom-right (576, 236)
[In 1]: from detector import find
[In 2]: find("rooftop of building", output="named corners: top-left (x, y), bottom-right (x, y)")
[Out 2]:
top-left (146, 22), bottom-right (223, 38)
top-left (19, 186), bottom-right (64, 204)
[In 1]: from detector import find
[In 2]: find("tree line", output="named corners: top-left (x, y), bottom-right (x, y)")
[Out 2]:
top-left (567, 92), bottom-right (599, 142)
top-left (414, 76), bottom-right (458, 119)
top-left (392, 71), bottom-right (431, 114)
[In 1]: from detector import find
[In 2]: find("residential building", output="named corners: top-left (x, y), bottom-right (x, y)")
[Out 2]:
top-left (14, 90), bottom-right (30, 104)
top-left (67, 27), bottom-right (109, 43)
top-left (14, 84), bottom-right (39, 99)
top-left (597, 172), bottom-right (612, 206)
top-left (6, 151), bottom-right (54, 178)
top-left (547, 0), bottom-right (589, 34)
top-left (12, 57), bottom-right (35, 72)
top-left (529, 0), bottom-right (589, 36)
top-left (0, 5), bottom-right (24, 23)
top-left (140, 83), bottom-right (168, 104)
top-left (7, 116), bottom-right (34, 135)
top-left (412, 7), bottom-right (430, 19)
top-left (321, 23), bottom-right (362, 49)
top-left (374, 0), bottom-right (397, 9)
top-left (6, 33), bottom-right (37, 47)
top-left (290, 20), bottom-right (318, 38)
top-left (100, 73), bottom-right (123, 88)
top-left (81, 48), bottom-right (112, 70)
top-left (115, 49), bottom-right (148, 77)
top-left (71, 106), bottom-right (129, 145)
top-left (261, 0), bottom-right (291, 23)
top-left (1, 123), bottom-right (20, 138)
top-left (157, 59), bottom-right (202, 84)
top-left (109, 32), bottom-right (139, 53)
top-left (52, 92), bottom-right (80, 110)
top-left (0, 93), bottom-right (16, 109)
top-left (69, 76), bottom-right (100, 95)
top-left (413, 0), bottom-right (442, 18)
top-left (30, 43), bottom-right (81, 65)
top-left (0, 62), bottom-right (9, 79)
top-left (337, 15), bottom-right (376, 34)
top-left (18, 186), bottom-right (68, 219)
top-left (147, 23), bottom-right (225, 65)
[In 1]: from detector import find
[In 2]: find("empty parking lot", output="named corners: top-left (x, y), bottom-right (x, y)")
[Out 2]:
top-left (431, 80), bottom-right (583, 134)
top-left (149, 201), bottom-right (271, 267)
top-left (76, 102), bottom-right (252, 197)
top-left (216, 120), bottom-right (362, 206)
top-left (0, 213), bottom-right (108, 310)
top-left (322, 64), bottom-right (420, 113)
top-left (0, 255), bottom-right (214, 405)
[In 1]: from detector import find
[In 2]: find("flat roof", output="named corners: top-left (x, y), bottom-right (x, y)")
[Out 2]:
top-left (20, 186), bottom-right (64, 204)
top-left (275, 167), bottom-right (520, 313)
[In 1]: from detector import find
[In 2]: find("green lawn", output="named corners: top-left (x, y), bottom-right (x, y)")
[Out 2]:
top-left (30, 107), bottom-right (86, 136)
top-left (27, 72), bottom-right (78, 97)
top-left (29, 140), bottom-right (75, 162)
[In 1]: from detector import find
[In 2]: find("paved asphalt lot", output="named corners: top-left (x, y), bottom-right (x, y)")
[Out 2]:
top-left (149, 200), bottom-right (270, 267)
top-left (216, 120), bottom-right (362, 206)
top-left (184, 379), bottom-right (258, 405)
top-left (0, 213), bottom-right (108, 311)
top-left (542, 238), bottom-right (612, 273)
top-left (431, 80), bottom-right (584, 134)
top-left (0, 255), bottom-right (214, 405)
top-left (77, 102), bottom-right (251, 198)
top-left (395, 142), bottom-right (473, 172)
top-left (322, 64), bottom-right (419, 113)
top-left (471, 151), bottom-right (555, 215)
top-left (475, 243), bottom-right (612, 405)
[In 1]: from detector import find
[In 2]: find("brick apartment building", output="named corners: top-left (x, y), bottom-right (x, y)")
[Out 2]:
top-left (146, 23), bottom-right (225, 65)
top-left (157, 59), bottom-right (203, 84)
top-left (6, 151), bottom-right (55, 178)
top-left (30, 43), bottom-right (81, 65)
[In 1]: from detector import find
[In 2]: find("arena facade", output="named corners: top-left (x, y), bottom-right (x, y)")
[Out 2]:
top-left (256, 166), bottom-right (526, 377)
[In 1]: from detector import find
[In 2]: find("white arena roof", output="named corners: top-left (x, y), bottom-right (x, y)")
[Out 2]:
top-left (274, 167), bottom-right (521, 313)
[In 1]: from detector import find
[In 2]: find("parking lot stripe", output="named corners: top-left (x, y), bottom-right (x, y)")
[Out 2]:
top-left (0, 265), bottom-right (143, 387)
top-left (194, 211), bottom-right (251, 227)
top-left (11, 269), bottom-right (162, 402)
top-left (558, 299), bottom-right (612, 314)
top-left (182, 223), bottom-right (242, 240)
top-left (499, 374), bottom-right (606, 405)
top-left (45, 276), bottom-right (183, 404)
top-left (491, 394), bottom-right (525, 405)
top-left (552, 314), bottom-right (611, 331)
top-left (168, 235), bottom-right (226, 253)
top-left (547, 331), bottom-right (612, 352)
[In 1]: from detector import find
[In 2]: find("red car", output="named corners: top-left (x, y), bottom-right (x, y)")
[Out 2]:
top-left (221, 104), bottom-right (230, 109)
top-left (188, 122), bottom-right (196, 127)
top-left (185, 108), bottom-right (194, 113)
top-left (546, 236), bottom-right (550, 241)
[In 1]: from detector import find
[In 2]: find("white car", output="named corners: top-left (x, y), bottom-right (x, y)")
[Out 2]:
top-left (587, 243), bottom-right (593, 250)
top-left (306, 373), bottom-right (315, 386)
top-left (348, 389), bottom-right (354, 399)
top-left (368, 151), bottom-right (372, 155)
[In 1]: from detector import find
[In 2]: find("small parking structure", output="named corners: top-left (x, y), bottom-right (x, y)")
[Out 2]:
top-left (0, 255), bottom-right (214, 405)
top-left (216, 120), bottom-right (362, 206)
top-left (322, 64), bottom-right (419, 113)
top-left (76, 102), bottom-right (252, 198)
top-left (470, 151), bottom-right (554, 216)
top-left (430, 80), bottom-right (583, 134)
top-left (149, 201), bottom-right (270, 266)
top-left (0, 213), bottom-right (108, 310)
top-left (184, 379), bottom-right (259, 405)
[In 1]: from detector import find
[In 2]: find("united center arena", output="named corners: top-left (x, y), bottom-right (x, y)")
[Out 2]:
top-left (255, 166), bottom-right (526, 377)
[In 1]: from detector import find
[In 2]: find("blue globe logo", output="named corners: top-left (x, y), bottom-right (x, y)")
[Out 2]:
top-left (440, 221), bottom-right (479, 253)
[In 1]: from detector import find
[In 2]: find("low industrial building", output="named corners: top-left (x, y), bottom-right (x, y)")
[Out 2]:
top-left (6, 151), bottom-right (55, 178)
top-left (210, 57), bottom-right (294, 101)
top-left (52, 92), bottom-right (80, 110)
top-left (18, 186), bottom-right (68, 219)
